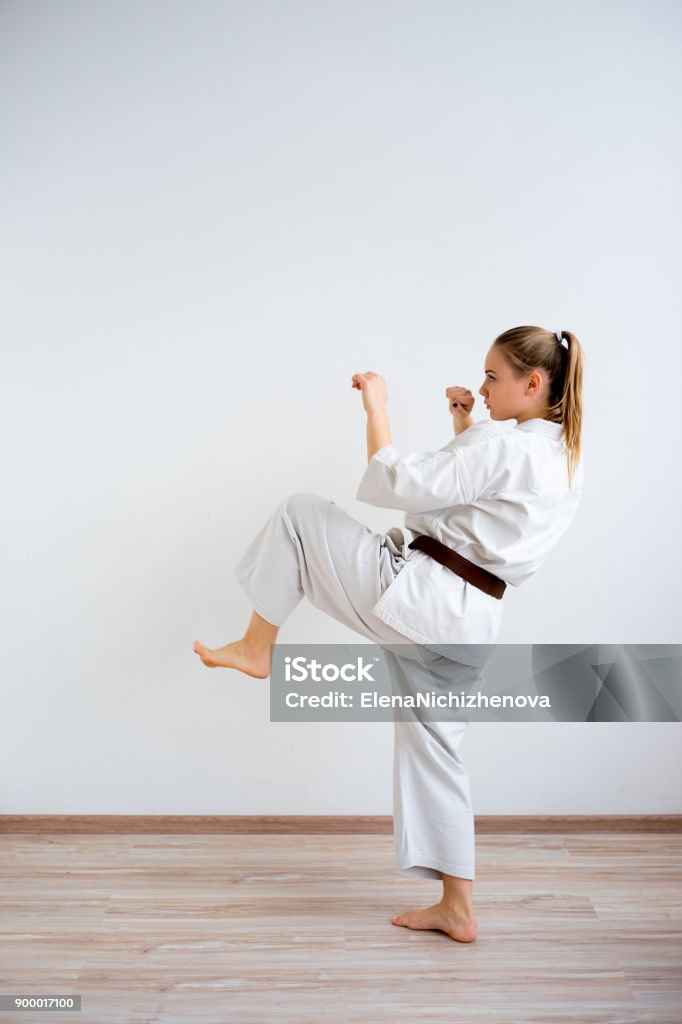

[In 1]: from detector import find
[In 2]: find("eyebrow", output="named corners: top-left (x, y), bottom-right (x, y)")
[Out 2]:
top-left (484, 368), bottom-right (497, 374)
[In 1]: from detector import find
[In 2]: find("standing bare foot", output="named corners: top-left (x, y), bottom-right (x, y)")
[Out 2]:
top-left (391, 900), bottom-right (477, 942)
top-left (193, 639), bottom-right (270, 679)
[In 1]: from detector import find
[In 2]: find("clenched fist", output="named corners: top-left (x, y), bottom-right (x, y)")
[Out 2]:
top-left (445, 385), bottom-right (475, 419)
top-left (352, 372), bottom-right (388, 414)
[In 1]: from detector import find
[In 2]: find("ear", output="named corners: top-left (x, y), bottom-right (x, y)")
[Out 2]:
top-left (527, 369), bottom-right (544, 394)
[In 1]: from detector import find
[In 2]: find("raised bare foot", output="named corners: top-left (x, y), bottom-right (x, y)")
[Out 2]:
top-left (193, 639), bottom-right (270, 679)
top-left (391, 900), bottom-right (477, 943)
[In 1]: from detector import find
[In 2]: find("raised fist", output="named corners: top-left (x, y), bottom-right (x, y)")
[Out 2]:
top-left (445, 386), bottom-right (475, 416)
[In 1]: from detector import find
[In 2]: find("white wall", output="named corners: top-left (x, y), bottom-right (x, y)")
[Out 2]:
top-left (2, 0), bottom-right (681, 815)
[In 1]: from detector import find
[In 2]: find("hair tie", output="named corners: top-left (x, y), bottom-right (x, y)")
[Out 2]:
top-left (555, 330), bottom-right (569, 350)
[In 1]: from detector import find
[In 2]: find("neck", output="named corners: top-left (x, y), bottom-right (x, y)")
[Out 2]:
top-left (516, 407), bottom-right (550, 424)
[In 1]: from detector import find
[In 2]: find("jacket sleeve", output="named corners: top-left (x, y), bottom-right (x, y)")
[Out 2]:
top-left (355, 443), bottom-right (477, 513)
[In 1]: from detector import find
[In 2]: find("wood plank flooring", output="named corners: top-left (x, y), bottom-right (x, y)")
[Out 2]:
top-left (1, 833), bottom-right (681, 1022)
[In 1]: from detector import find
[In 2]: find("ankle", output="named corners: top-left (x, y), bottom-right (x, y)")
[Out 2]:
top-left (441, 898), bottom-right (474, 917)
top-left (241, 636), bottom-right (274, 658)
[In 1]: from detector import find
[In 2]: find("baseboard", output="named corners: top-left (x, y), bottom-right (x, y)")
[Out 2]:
top-left (1, 815), bottom-right (681, 834)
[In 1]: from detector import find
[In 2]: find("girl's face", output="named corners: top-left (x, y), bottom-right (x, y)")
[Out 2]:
top-left (478, 346), bottom-right (548, 422)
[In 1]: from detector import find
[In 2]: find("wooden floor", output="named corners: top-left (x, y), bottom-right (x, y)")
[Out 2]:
top-left (1, 832), bottom-right (681, 1023)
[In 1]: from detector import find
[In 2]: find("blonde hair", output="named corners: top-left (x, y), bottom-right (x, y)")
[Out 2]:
top-left (492, 325), bottom-right (584, 488)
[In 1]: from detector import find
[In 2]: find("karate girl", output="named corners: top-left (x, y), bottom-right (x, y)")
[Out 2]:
top-left (193, 325), bottom-right (584, 943)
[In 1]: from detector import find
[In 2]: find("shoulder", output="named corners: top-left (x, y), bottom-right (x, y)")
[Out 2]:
top-left (441, 420), bottom-right (519, 452)
top-left (443, 420), bottom-right (569, 496)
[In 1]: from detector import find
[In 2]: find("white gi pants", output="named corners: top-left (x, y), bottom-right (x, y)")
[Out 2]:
top-left (233, 492), bottom-right (476, 881)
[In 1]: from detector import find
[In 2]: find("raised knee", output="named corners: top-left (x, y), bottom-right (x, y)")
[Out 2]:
top-left (279, 492), bottom-right (329, 519)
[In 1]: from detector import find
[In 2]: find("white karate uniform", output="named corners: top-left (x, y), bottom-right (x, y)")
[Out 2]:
top-left (232, 417), bottom-right (583, 882)
top-left (355, 417), bottom-right (584, 648)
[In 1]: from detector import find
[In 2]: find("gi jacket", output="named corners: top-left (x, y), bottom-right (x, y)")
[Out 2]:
top-left (355, 418), bottom-right (584, 653)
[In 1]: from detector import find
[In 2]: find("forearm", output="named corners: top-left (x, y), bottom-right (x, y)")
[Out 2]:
top-left (366, 408), bottom-right (392, 462)
top-left (453, 414), bottom-right (475, 436)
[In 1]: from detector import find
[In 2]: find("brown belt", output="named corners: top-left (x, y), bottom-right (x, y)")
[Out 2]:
top-left (407, 534), bottom-right (507, 600)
